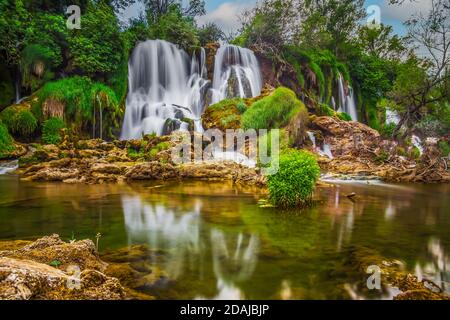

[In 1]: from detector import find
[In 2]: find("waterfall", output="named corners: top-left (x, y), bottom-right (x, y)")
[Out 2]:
top-left (0, 160), bottom-right (18, 175)
top-left (337, 74), bottom-right (358, 121)
top-left (307, 131), bottom-right (333, 159)
top-left (386, 109), bottom-right (400, 125)
top-left (120, 40), bottom-right (209, 140)
top-left (411, 135), bottom-right (424, 155)
top-left (210, 45), bottom-right (262, 104)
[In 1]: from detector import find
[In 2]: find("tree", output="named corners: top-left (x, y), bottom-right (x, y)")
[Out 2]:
top-left (198, 22), bottom-right (225, 46)
top-left (68, 1), bottom-right (123, 77)
top-left (144, 0), bottom-right (205, 23)
top-left (357, 24), bottom-right (409, 60)
top-left (389, 0), bottom-right (450, 136)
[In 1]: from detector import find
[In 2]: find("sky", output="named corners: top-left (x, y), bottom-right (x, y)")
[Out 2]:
top-left (121, 0), bottom-right (433, 36)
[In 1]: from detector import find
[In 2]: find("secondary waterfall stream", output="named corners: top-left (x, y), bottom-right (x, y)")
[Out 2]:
top-left (337, 74), bottom-right (358, 121)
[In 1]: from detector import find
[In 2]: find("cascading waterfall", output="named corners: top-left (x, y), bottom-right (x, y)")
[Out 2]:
top-left (120, 40), bottom-right (209, 140)
top-left (307, 131), bottom-right (333, 159)
top-left (411, 135), bottom-right (424, 155)
top-left (337, 74), bottom-right (358, 121)
top-left (210, 45), bottom-right (262, 104)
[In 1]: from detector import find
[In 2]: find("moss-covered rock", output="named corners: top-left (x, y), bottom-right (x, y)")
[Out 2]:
top-left (241, 87), bottom-right (307, 131)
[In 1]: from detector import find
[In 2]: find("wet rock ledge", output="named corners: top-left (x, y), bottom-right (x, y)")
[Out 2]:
top-left (13, 132), bottom-right (265, 186)
top-left (0, 235), bottom-right (155, 300)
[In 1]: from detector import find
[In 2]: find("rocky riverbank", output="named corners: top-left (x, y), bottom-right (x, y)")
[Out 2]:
top-left (309, 116), bottom-right (450, 183)
top-left (0, 234), bottom-right (157, 300)
top-left (10, 131), bottom-right (265, 186)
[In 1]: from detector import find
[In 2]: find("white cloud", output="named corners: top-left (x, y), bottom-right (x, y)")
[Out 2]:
top-left (196, 1), bottom-right (257, 34)
top-left (379, 0), bottom-right (432, 22)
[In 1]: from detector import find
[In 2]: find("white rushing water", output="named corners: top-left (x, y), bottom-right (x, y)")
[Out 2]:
top-left (411, 134), bottom-right (424, 155)
top-left (0, 160), bottom-right (18, 175)
top-left (210, 45), bottom-right (262, 104)
top-left (307, 131), bottom-right (333, 159)
top-left (337, 74), bottom-right (358, 121)
top-left (120, 40), bottom-right (209, 139)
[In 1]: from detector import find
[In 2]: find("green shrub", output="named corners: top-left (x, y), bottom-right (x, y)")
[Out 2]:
top-left (236, 101), bottom-right (247, 114)
top-left (37, 77), bottom-right (120, 138)
top-left (267, 149), bottom-right (320, 208)
top-left (410, 146), bottom-right (421, 160)
top-left (13, 110), bottom-right (37, 137)
top-left (438, 141), bottom-right (450, 157)
top-left (380, 122), bottom-right (396, 138)
top-left (242, 87), bottom-right (305, 130)
top-left (42, 117), bottom-right (65, 144)
top-left (0, 121), bottom-right (15, 158)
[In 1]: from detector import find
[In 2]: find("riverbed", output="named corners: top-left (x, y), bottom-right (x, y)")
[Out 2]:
top-left (0, 174), bottom-right (448, 299)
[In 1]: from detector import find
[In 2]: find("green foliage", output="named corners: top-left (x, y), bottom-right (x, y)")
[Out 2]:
top-left (267, 149), bottom-right (320, 208)
top-left (198, 22), bottom-right (225, 46)
top-left (42, 117), bottom-right (65, 144)
top-left (410, 146), bottom-right (421, 160)
top-left (148, 5), bottom-right (200, 51)
top-left (242, 87), bottom-right (304, 130)
top-left (0, 63), bottom-right (14, 108)
top-left (374, 151), bottom-right (389, 164)
top-left (316, 103), bottom-right (335, 117)
top-left (37, 77), bottom-right (120, 138)
top-left (438, 141), bottom-right (450, 157)
top-left (0, 120), bottom-right (15, 158)
top-left (337, 112), bottom-right (352, 122)
top-left (68, 1), bottom-right (123, 75)
top-left (380, 122), bottom-right (396, 138)
top-left (0, 107), bottom-right (37, 138)
top-left (20, 44), bottom-right (55, 91)
top-left (236, 101), bottom-right (247, 114)
top-left (13, 110), bottom-right (37, 137)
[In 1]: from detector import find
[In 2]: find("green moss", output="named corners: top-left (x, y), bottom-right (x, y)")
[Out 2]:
top-left (236, 101), bottom-right (247, 114)
top-left (337, 112), bottom-right (352, 122)
top-left (374, 151), bottom-right (389, 164)
top-left (242, 87), bottom-right (305, 130)
top-left (14, 110), bottom-right (37, 138)
top-left (42, 117), bottom-right (66, 145)
top-left (317, 103), bottom-right (335, 117)
top-left (380, 122), bottom-right (396, 138)
top-left (0, 107), bottom-right (37, 139)
top-left (37, 77), bottom-right (120, 138)
top-left (411, 147), bottom-right (421, 160)
top-left (396, 147), bottom-right (407, 157)
top-left (267, 149), bottom-right (320, 208)
top-left (0, 121), bottom-right (15, 159)
top-left (438, 141), bottom-right (450, 157)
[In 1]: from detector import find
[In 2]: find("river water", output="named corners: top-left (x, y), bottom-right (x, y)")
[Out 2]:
top-left (0, 174), bottom-right (448, 299)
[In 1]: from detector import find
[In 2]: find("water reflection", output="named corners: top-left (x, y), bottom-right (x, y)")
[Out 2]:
top-left (415, 237), bottom-right (450, 294)
top-left (121, 193), bottom-right (260, 299)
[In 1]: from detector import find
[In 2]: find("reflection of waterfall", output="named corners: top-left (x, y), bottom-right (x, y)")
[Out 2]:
top-left (0, 160), bottom-right (18, 175)
top-left (120, 40), bottom-right (209, 139)
top-left (337, 74), bottom-right (358, 121)
top-left (210, 45), bottom-right (262, 104)
top-left (121, 195), bottom-right (201, 279)
top-left (307, 131), bottom-right (333, 159)
top-left (415, 238), bottom-right (449, 294)
top-left (210, 229), bottom-right (259, 283)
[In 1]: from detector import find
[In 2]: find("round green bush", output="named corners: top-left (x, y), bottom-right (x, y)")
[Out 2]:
top-left (14, 110), bottom-right (38, 137)
top-left (267, 149), bottom-right (320, 208)
top-left (42, 117), bottom-right (66, 145)
top-left (0, 121), bottom-right (15, 158)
